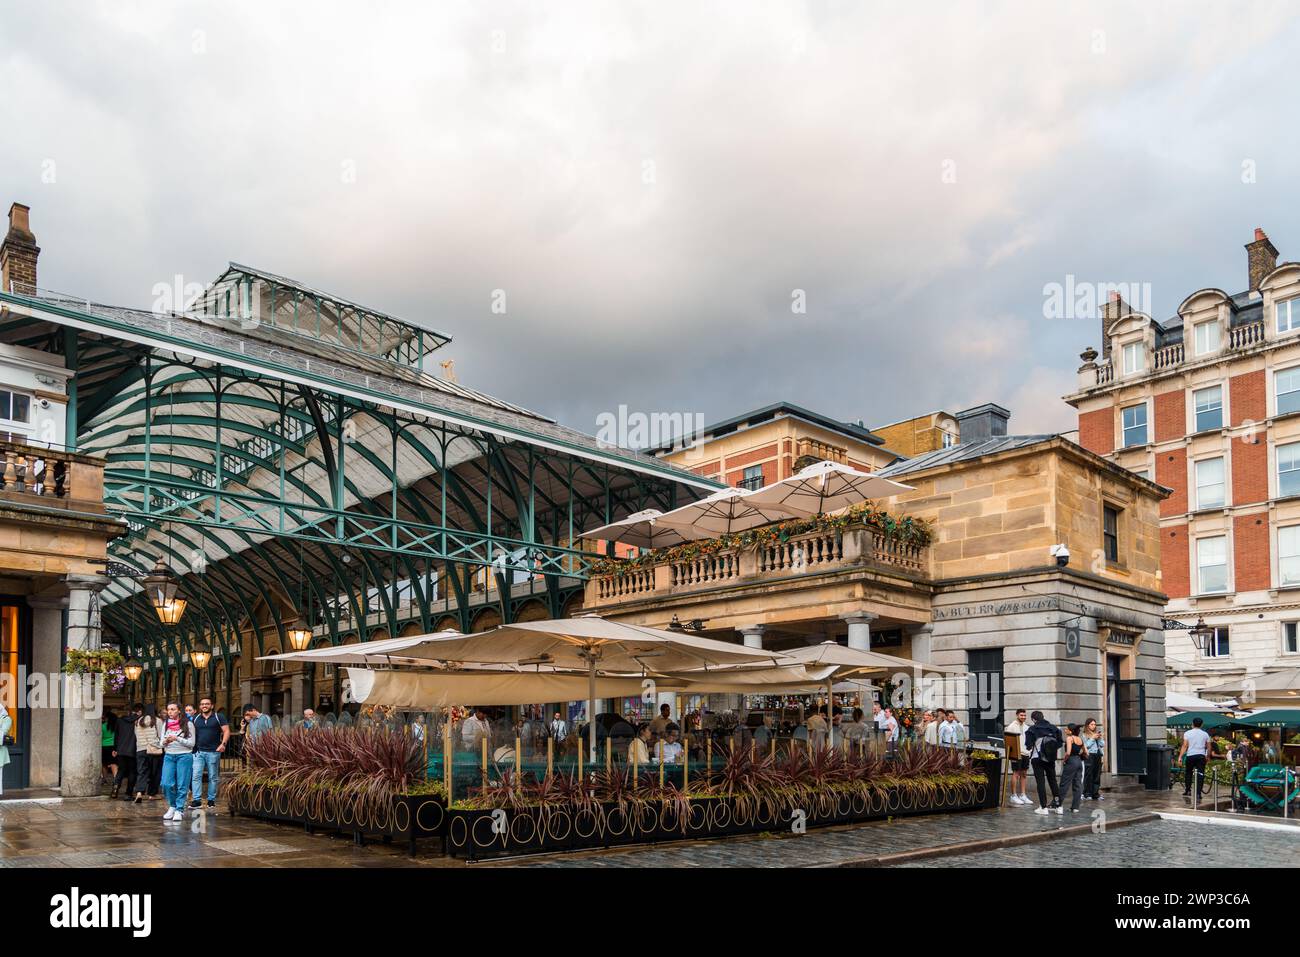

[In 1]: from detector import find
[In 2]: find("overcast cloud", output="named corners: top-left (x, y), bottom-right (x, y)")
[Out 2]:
top-left (3, 1), bottom-right (1299, 443)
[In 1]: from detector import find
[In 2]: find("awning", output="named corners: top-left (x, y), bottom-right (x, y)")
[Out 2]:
top-left (1166, 711), bottom-right (1234, 730)
top-left (346, 668), bottom-right (650, 709)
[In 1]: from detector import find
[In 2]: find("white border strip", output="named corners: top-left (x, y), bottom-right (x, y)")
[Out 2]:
top-left (1155, 810), bottom-right (1300, 834)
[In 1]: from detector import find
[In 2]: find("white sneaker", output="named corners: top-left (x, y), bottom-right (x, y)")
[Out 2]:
top-left (163, 807), bottom-right (175, 821)
top-left (1016, 794), bottom-right (1031, 805)
top-left (1053, 806), bottom-right (1064, 814)
top-left (1034, 807), bottom-right (1050, 815)
top-left (1009, 794), bottom-right (1024, 805)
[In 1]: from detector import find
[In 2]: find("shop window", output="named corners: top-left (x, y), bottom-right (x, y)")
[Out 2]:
top-left (1194, 457), bottom-right (1225, 509)
top-left (1193, 385), bottom-right (1223, 432)
top-left (1196, 536), bottom-right (1228, 594)
top-left (1121, 404), bottom-right (1147, 447)
top-left (966, 648), bottom-right (1004, 741)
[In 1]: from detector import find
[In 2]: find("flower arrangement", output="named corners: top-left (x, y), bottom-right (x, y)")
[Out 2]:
top-left (590, 501), bottom-right (932, 577)
top-left (62, 647), bottom-right (125, 676)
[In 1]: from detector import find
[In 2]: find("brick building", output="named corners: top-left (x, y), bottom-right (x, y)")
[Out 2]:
top-left (1065, 228), bottom-right (1300, 699)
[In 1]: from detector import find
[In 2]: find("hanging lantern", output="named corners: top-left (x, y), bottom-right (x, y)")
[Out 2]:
top-left (1188, 616), bottom-right (1214, 656)
top-left (188, 638), bottom-right (212, 671)
top-left (142, 559), bottom-right (186, 624)
top-left (123, 658), bottom-right (144, 682)
top-left (286, 623), bottom-right (312, 652)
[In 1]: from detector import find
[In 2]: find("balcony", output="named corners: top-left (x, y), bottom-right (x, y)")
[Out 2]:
top-left (795, 437), bottom-right (848, 466)
top-left (1083, 319), bottom-right (1268, 390)
top-left (0, 439), bottom-right (106, 511)
top-left (586, 523), bottom-right (929, 609)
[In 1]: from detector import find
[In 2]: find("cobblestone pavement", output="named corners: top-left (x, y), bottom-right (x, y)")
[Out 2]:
top-left (2, 787), bottom-right (1286, 868)
top-left (0, 796), bottom-right (458, 868)
top-left (500, 793), bottom-right (1162, 868)
top-left (890, 819), bottom-right (1300, 868)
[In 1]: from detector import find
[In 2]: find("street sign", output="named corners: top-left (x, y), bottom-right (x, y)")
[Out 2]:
top-left (1063, 623), bottom-right (1082, 658)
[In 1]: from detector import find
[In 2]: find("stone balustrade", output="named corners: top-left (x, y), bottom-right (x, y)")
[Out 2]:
top-left (0, 439), bottom-right (104, 507)
top-left (588, 524), bottom-right (929, 606)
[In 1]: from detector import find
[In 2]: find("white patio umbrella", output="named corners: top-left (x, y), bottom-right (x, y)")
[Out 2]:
top-left (579, 508), bottom-right (701, 548)
top-left (653, 486), bottom-right (807, 538)
top-left (743, 460), bottom-right (913, 515)
top-left (391, 616), bottom-right (790, 760)
top-left (258, 631), bottom-right (463, 666)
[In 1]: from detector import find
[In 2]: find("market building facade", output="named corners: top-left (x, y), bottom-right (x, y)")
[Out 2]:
top-left (1066, 228), bottom-right (1300, 702)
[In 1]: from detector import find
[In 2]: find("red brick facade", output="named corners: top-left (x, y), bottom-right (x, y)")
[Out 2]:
top-left (1155, 448), bottom-right (1187, 516)
top-left (1153, 390), bottom-right (1184, 443)
top-left (1232, 512), bottom-right (1271, 592)
top-left (1229, 370), bottom-right (1266, 427)
top-left (726, 460), bottom-right (776, 488)
top-left (722, 444), bottom-right (778, 470)
top-left (1078, 407), bottom-right (1113, 455)
top-left (1162, 524), bottom-right (1190, 598)
top-left (1231, 435), bottom-right (1268, 505)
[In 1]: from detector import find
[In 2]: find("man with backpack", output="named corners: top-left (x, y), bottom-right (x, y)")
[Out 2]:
top-left (1024, 710), bottom-right (1063, 814)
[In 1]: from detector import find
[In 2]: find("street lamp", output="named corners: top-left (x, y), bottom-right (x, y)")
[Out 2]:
top-left (123, 658), bottom-right (144, 682)
top-left (142, 559), bottom-right (186, 625)
top-left (1188, 616), bottom-right (1215, 656)
top-left (188, 638), bottom-right (212, 671)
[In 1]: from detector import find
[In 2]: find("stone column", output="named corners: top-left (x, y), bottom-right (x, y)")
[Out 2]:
top-left (738, 625), bottom-right (766, 649)
top-left (841, 612), bottom-right (878, 651)
top-left (26, 594), bottom-right (68, 788)
top-left (60, 575), bottom-right (108, 797)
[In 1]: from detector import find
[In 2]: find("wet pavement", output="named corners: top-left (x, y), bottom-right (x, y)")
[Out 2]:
top-left (1, 786), bottom-right (1293, 868)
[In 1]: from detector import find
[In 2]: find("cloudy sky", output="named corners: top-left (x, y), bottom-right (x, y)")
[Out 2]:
top-left (3, 1), bottom-right (1299, 443)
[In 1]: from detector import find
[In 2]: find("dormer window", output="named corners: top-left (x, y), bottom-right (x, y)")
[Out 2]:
top-left (1277, 297), bottom-right (1300, 334)
top-left (1121, 341), bottom-right (1144, 375)
top-left (1193, 320), bottom-right (1219, 355)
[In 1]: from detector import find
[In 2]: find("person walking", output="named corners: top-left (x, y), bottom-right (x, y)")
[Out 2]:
top-left (883, 708), bottom-right (900, 757)
top-left (133, 710), bottom-right (162, 803)
top-left (1058, 723), bottom-right (1086, 813)
top-left (1004, 708), bottom-right (1031, 805)
top-left (190, 697), bottom-right (229, 810)
top-left (101, 709), bottom-right (118, 787)
top-left (111, 703), bottom-right (141, 799)
top-left (1024, 710), bottom-right (1063, 815)
top-left (242, 705), bottom-right (272, 742)
top-left (0, 704), bottom-right (11, 796)
top-left (1177, 716), bottom-right (1213, 803)
top-left (1082, 718), bottom-right (1105, 800)
top-left (158, 702), bottom-right (196, 823)
top-left (549, 712), bottom-right (568, 742)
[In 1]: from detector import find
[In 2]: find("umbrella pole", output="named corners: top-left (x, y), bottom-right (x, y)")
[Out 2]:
top-left (588, 656), bottom-right (597, 765)
top-left (827, 678), bottom-right (834, 751)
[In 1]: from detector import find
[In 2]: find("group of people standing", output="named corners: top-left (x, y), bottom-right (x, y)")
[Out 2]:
top-left (101, 698), bottom-right (237, 823)
top-left (1004, 708), bottom-right (1106, 813)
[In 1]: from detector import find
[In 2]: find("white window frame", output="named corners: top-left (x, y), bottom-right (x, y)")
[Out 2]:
top-left (1194, 456), bottom-right (1226, 510)
top-left (1277, 297), bottom-right (1300, 334)
top-left (1193, 320), bottom-right (1220, 356)
top-left (1121, 403), bottom-right (1148, 447)
top-left (1279, 442), bottom-right (1300, 498)
top-left (1279, 525), bottom-right (1300, 587)
top-left (1277, 366), bottom-right (1300, 416)
top-left (1201, 625), bottom-right (1231, 658)
top-left (1283, 621), bottom-right (1300, 656)
top-left (1196, 535), bottom-right (1229, 595)
top-left (1192, 384), bottom-right (1223, 433)
top-left (0, 388), bottom-right (33, 434)
top-left (1121, 341), bottom-right (1145, 375)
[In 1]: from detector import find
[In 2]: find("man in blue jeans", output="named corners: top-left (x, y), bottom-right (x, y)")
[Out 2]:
top-left (190, 696), bottom-right (229, 810)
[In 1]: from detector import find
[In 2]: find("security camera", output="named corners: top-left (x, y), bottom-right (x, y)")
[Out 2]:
top-left (1050, 543), bottom-right (1070, 568)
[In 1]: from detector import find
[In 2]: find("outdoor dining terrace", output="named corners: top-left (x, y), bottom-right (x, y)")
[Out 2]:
top-left (586, 519), bottom-right (931, 608)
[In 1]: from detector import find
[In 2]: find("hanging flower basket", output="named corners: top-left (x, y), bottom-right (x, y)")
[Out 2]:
top-left (63, 647), bottom-right (125, 676)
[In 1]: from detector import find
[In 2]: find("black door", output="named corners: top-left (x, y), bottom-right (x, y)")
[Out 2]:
top-left (1116, 678), bottom-right (1146, 775)
top-left (966, 648), bottom-right (1004, 743)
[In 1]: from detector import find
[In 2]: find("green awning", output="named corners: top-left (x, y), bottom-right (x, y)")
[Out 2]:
top-left (1234, 709), bottom-right (1300, 729)
top-left (1166, 710), bottom-right (1233, 730)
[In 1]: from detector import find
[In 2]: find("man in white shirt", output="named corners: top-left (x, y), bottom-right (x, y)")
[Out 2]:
top-left (1004, 708), bottom-right (1031, 805)
top-left (549, 712), bottom-right (568, 742)
top-left (656, 726), bottom-right (684, 764)
top-left (1178, 716), bottom-right (1214, 802)
top-left (461, 708), bottom-right (490, 753)
top-left (939, 710), bottom-right (966, 748)
top-left (922, 711), bottom-right (940, 746)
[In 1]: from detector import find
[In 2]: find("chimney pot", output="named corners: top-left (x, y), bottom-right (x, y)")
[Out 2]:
top-left (0, 201), bottom-right (39, 295)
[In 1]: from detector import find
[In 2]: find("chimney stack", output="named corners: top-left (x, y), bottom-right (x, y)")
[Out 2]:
top-left (1246, 227), bottom-right (1278, 292)
top-left (0, 203), bottom-right (39, 295)
top-left (1099, 290), bottom-right (1130, 359)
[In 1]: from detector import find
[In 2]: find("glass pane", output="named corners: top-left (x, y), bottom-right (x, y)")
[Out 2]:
top-left (0, 392), bottom-right (10, 420)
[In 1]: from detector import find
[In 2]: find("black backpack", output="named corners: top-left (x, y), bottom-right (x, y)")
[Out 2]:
top-left (1032, 730), bottom-right (1061, 762)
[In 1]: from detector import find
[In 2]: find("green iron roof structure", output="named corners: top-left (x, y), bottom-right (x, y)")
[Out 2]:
top-left (0, 266), bottom-right (719, 683)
